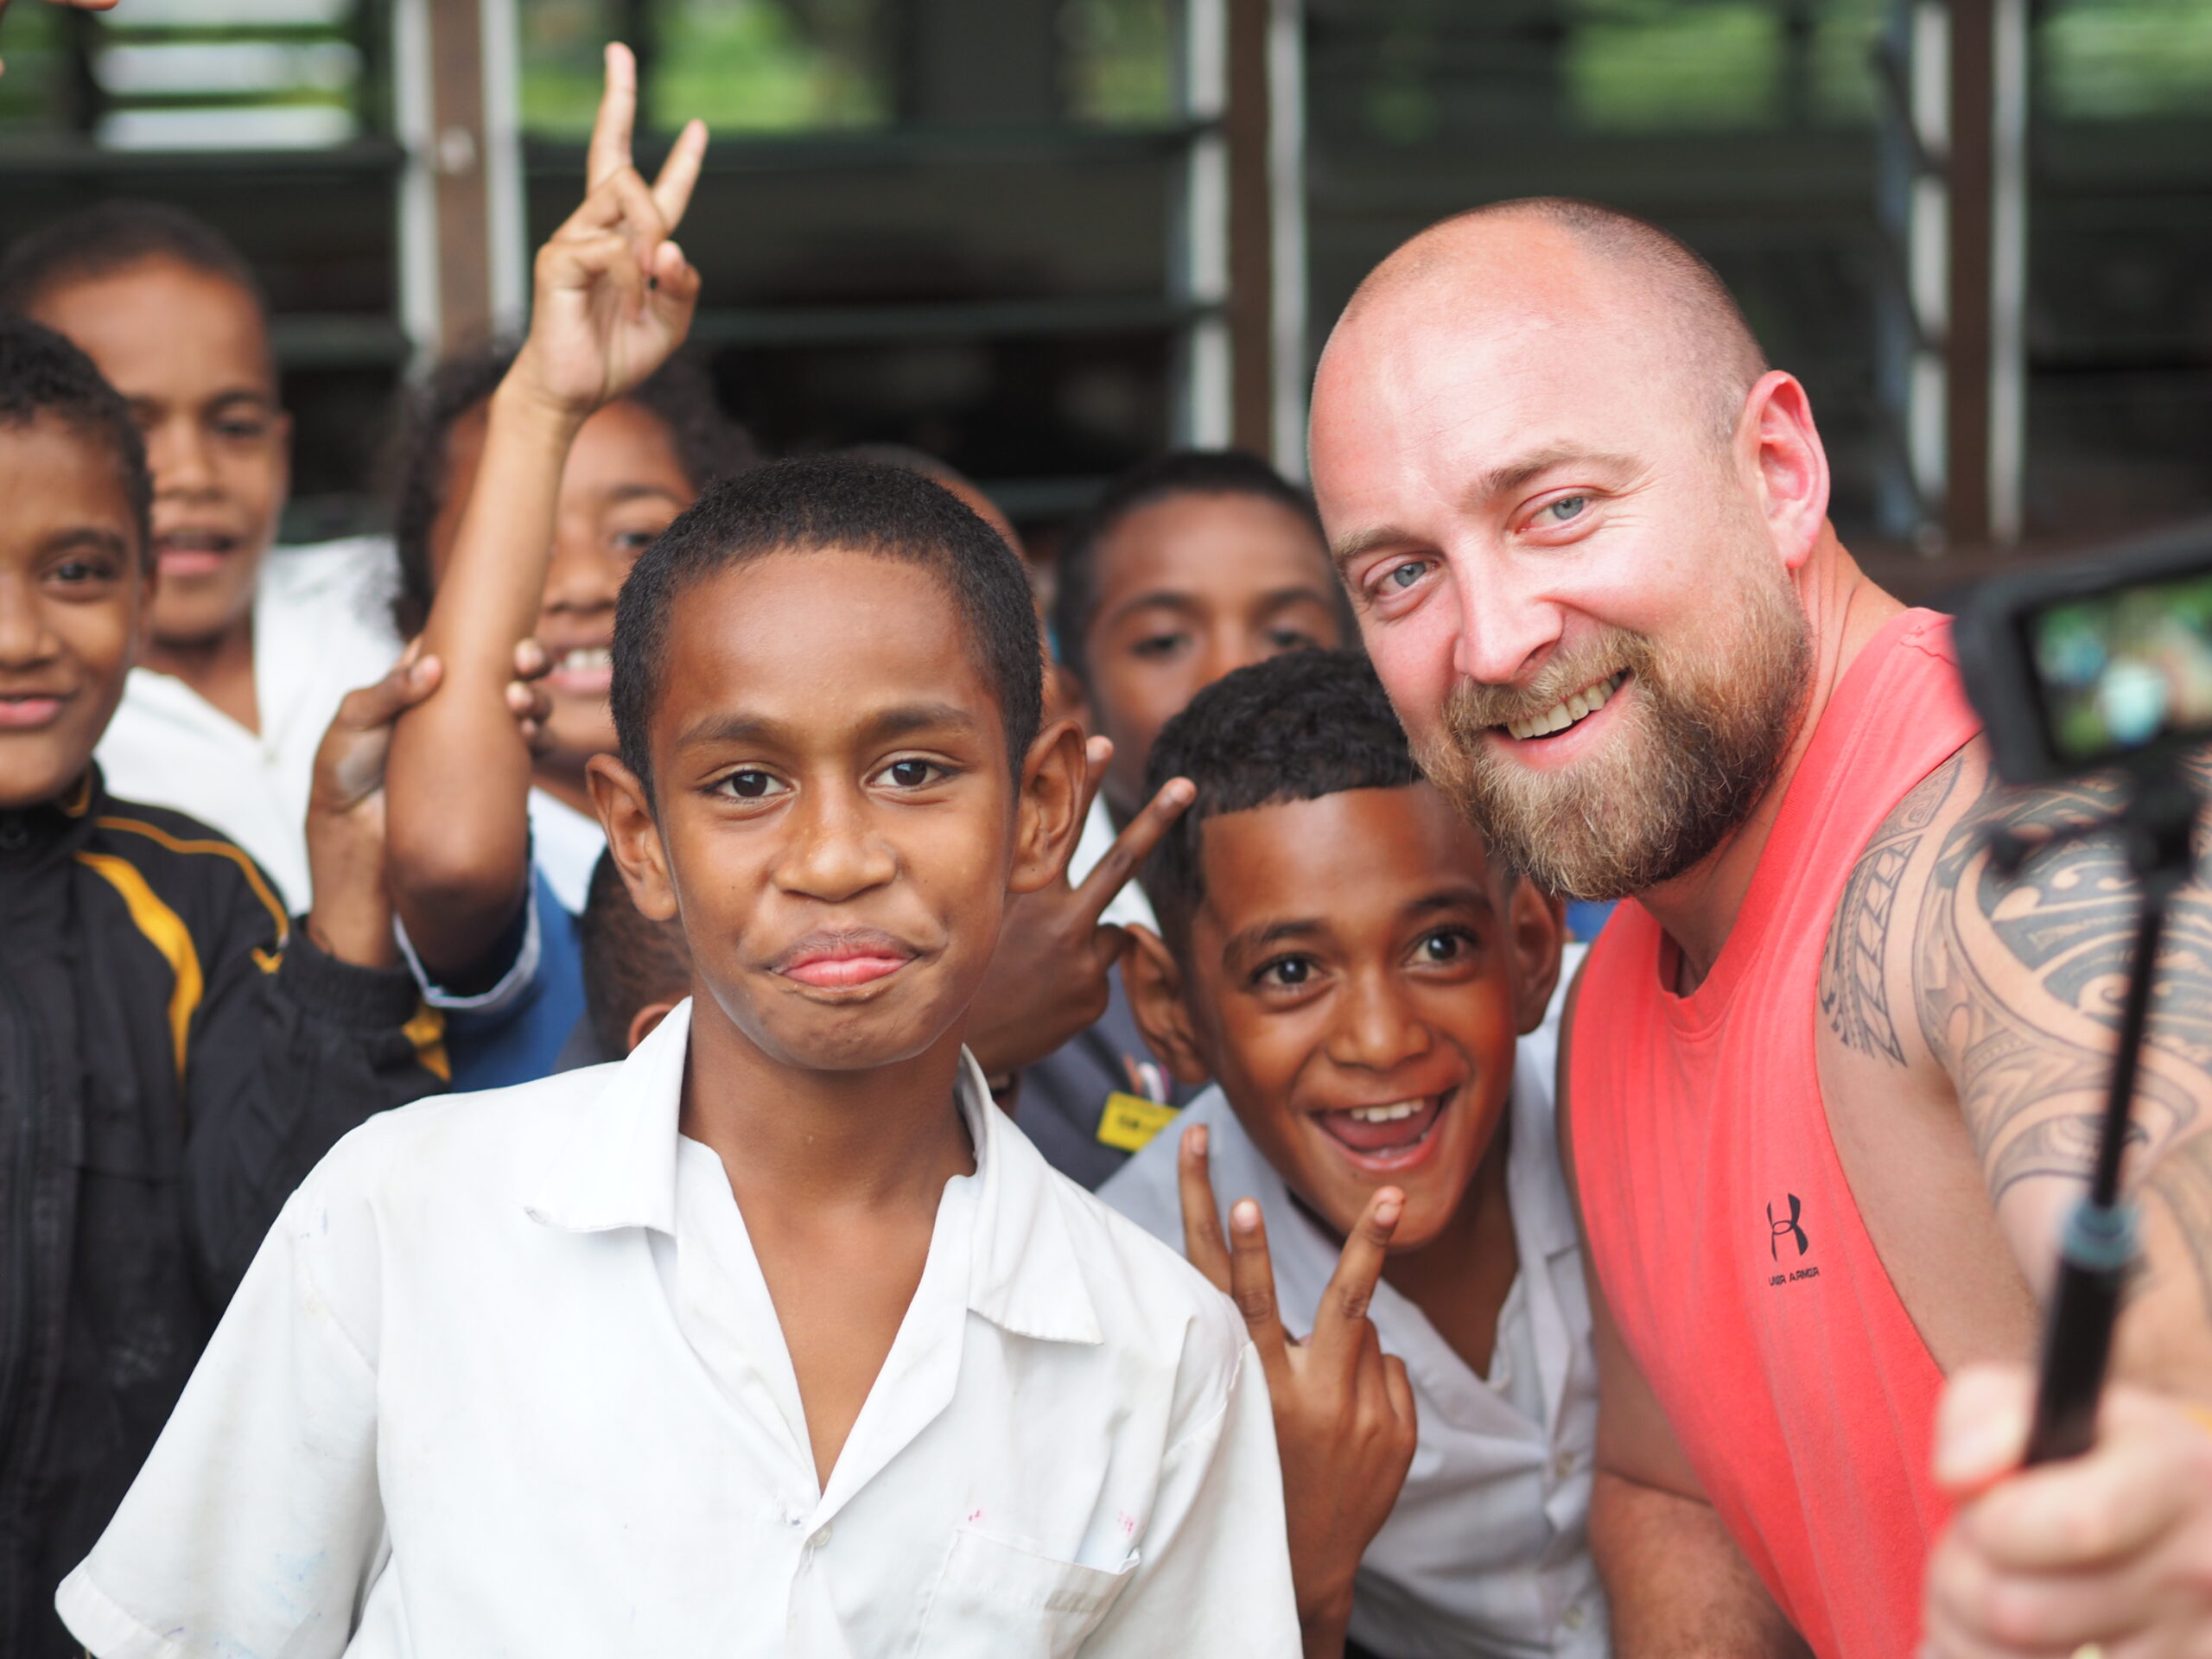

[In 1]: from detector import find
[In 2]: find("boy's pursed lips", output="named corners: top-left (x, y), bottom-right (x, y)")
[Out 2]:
top-left (769, 926), bottom-right (921, 990)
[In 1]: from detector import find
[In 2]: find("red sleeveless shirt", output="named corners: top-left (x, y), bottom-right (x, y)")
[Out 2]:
top-left (1570, 609), bottom-right (1979, 1659)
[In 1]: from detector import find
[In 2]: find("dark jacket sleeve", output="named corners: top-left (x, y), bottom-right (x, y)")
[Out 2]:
top-left (181, 885), bottom-right (447, 1307)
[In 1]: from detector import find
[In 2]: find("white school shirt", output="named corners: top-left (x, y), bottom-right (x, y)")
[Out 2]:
top-left (57, 1001), bottom-right (1300, 1659)
top-left (95, 536), bottom-right (402, 912)
top-left (1067, 792), bottom-right (1156, 932)
top-left (527, 784), bottom-right (606, 915)
top-left (1097, 956), bottom-right (1608, 1659)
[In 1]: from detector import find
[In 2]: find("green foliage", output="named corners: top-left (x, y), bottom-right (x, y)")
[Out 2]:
top-left (1062, 0), bottom-right (1173, 125)
top-left (2041, 0), bottom-right (2212, 119)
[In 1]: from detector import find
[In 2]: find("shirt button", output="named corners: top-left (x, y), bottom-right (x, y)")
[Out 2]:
top-left (1561, 1601), bottom-right (1587, 1632)
top-left (809, 1523), bottom-right (833, 1550)
top-left (1550, 1448), bottom-right (1577, 1482)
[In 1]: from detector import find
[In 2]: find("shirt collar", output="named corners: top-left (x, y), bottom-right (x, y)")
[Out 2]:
top-left (525, 1001), bottom-right (1102, 1346)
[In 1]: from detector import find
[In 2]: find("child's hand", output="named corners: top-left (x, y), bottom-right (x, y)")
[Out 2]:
top-left (510, 42), bottom-right (705, 422)
top-left (307, 640), bottom-right (548, 966)
top-left (305, 644), bottom-right (445, 968)
top-left (965, 738), bottom-right (1193, 1078)
top-left (1177, 1123), bottom-right (1418, 1659)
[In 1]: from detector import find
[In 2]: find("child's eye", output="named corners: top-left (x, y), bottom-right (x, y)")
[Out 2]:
top-left (213, 416), bottom-right (269, 442)
top-left (613, 530), bottom-right (658, 554)
top-left (49, 557), bottom-right (115, 585)
top-left (873, 759), bottom-right (944, 789)
top-left (1265, 627), bottom-right (1320, 652)
top-left (1255, 955), bottom-right (1316, 989)
top-left (1130, 632), bottom-right (1189, 661)
top-left (1416, 928), bottom-right (1477, 964)
top-left (718, 769), bottom-right (785, 800)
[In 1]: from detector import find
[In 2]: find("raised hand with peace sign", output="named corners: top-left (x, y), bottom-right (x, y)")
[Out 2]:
top-left (384, 45), bottom-right (710, 986)
top-left (1178, 1122), bottom-right (1419, 1659)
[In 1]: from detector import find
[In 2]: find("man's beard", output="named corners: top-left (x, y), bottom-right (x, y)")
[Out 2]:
top-left (1416, 562), bottom-right (1813, 902)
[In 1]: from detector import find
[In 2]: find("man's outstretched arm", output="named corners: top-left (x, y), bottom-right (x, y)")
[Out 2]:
top-left (1831, 737), bottom-right (2212, 1654)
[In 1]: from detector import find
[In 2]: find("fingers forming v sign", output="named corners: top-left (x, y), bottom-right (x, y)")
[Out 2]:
top-left (963, 736), bottom-right (1193, 1077)
top-left (1178, 1125), bottom-right (1419, 1637)
top-left (524, 42), bottom-right (708, 413)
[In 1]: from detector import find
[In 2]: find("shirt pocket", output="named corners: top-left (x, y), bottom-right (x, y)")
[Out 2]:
top-left (914, 1526), bottom-right (1140, 1657)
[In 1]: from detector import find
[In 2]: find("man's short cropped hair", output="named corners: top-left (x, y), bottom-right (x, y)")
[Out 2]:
top-left (0, 315), bottom-right (153, 563)
top-left (580, 849), bottom-right (692, 1057)
top-left (611, 455), bottom-right (1045, 798)
top-left (383, 343), bottom-right (760, 637)
top-left (1048, 449), bottom-right (1340, 685)
top-left (0, 200), bottom-right (268, 325)
top-left (1141, 649), bottom-right (1426, 953)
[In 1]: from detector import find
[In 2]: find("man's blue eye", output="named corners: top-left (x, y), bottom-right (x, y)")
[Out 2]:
top-left (1544, 495), bottom-right (1590, 524)
top-left (1387, 562), bottom-right (1427, 590)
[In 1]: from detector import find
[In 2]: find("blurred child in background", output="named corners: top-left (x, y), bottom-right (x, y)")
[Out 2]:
top-left (0, 203), bottom-right (399, 910)
top-left (1014, 448), bottom-right (1353, 1186)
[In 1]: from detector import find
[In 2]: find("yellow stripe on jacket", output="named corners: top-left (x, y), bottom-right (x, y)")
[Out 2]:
top-left (74, 850), bottom-right (204, 1084)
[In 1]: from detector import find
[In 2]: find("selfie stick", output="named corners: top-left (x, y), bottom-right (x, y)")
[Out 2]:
top-left (1988, 767), bottom-right (2199, 1465)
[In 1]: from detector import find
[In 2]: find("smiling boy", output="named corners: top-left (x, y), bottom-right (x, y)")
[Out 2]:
top-left (1100, 652), bottom-right (1605, 1659)
top-left (0, 316), bottom-right (446, 1659)
top-left (57, 452), bottom-right (1298, 1658)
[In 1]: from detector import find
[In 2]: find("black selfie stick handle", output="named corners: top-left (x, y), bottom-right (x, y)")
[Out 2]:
top-left (2023, 886), bottom-right (2164, 1466)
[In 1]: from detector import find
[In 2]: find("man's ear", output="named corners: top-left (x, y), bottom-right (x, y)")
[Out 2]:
top-left (587, 752), bottom-right (678, 923)
top-left (1008, 715), bottom-right (1088, 896)
top-left (626, 999), bottom-right (680, 1054)
top-left (1739, 369), bottom-right (1832, 573)
top-left (1122, 924), bottom-right (1213, 1088)
top-left (1508, 880), bottom-right (1567, 1036)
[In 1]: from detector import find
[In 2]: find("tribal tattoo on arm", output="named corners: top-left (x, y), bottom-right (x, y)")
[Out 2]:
top-left (1823, 746), bottom-right (2212, 1330)
top-left (1907, 751), bottom-right (2212, 1324)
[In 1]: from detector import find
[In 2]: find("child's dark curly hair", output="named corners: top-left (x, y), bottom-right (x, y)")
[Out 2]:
top-left (383, 345), bottom-right (760, 637)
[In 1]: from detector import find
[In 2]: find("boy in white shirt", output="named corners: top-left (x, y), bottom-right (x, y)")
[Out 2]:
top-left (1099, 651), bottom-right (1606, 1659)
top-left (55, 84), bottom-right (1295, 1652)
top-left (0, 202), bottom-right (399, 909)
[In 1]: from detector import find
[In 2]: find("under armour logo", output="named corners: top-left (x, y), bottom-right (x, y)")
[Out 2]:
top-left (1768, 1194), bottom-right (1808, 1260)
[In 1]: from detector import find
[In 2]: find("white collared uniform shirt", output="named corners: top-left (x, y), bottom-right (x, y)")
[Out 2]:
top-left (58, 1001), bottom-right (1300, 1659)
top-left (95, 537), bottom-right (402, 911)
top-left (1098, 955), bottom-right (1608, 1659)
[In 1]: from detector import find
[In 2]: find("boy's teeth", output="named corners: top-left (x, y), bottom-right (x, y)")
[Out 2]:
top-left (1505, 671), bottom-right (1625, 741)
top-left (560, 646), bottom-right (612, 671)
top-left (1345, 1099), bottom-right (1423, 1123)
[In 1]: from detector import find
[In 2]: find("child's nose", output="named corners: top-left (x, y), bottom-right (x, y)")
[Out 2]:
top-left (1327, 975), bottom-right (1433, 1073)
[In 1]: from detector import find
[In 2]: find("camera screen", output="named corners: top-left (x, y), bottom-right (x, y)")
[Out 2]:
top-left (2028, 571), bottom-right (2212, 764)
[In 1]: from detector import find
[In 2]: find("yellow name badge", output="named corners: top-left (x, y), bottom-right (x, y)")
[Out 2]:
top-left (1096, 1092), bottom-right (1181, 1154)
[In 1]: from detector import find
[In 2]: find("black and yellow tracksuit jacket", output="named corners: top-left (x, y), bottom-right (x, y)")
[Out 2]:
top-left (0, 771), bottom-right (447, 1657)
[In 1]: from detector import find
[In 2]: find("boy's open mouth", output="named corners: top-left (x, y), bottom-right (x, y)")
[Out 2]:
top-left (1313, 1090), bottom-right (1447, 1169)
top-left (154, 528), bottom-right (238, 580)
top-left (772, 929), bottom-right (918, 991)
top-left (1497, 670), bottom-right (1627, 742)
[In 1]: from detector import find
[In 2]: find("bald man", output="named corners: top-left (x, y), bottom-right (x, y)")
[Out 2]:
top-left (1310, 198), bottom-right (2212, 1659)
